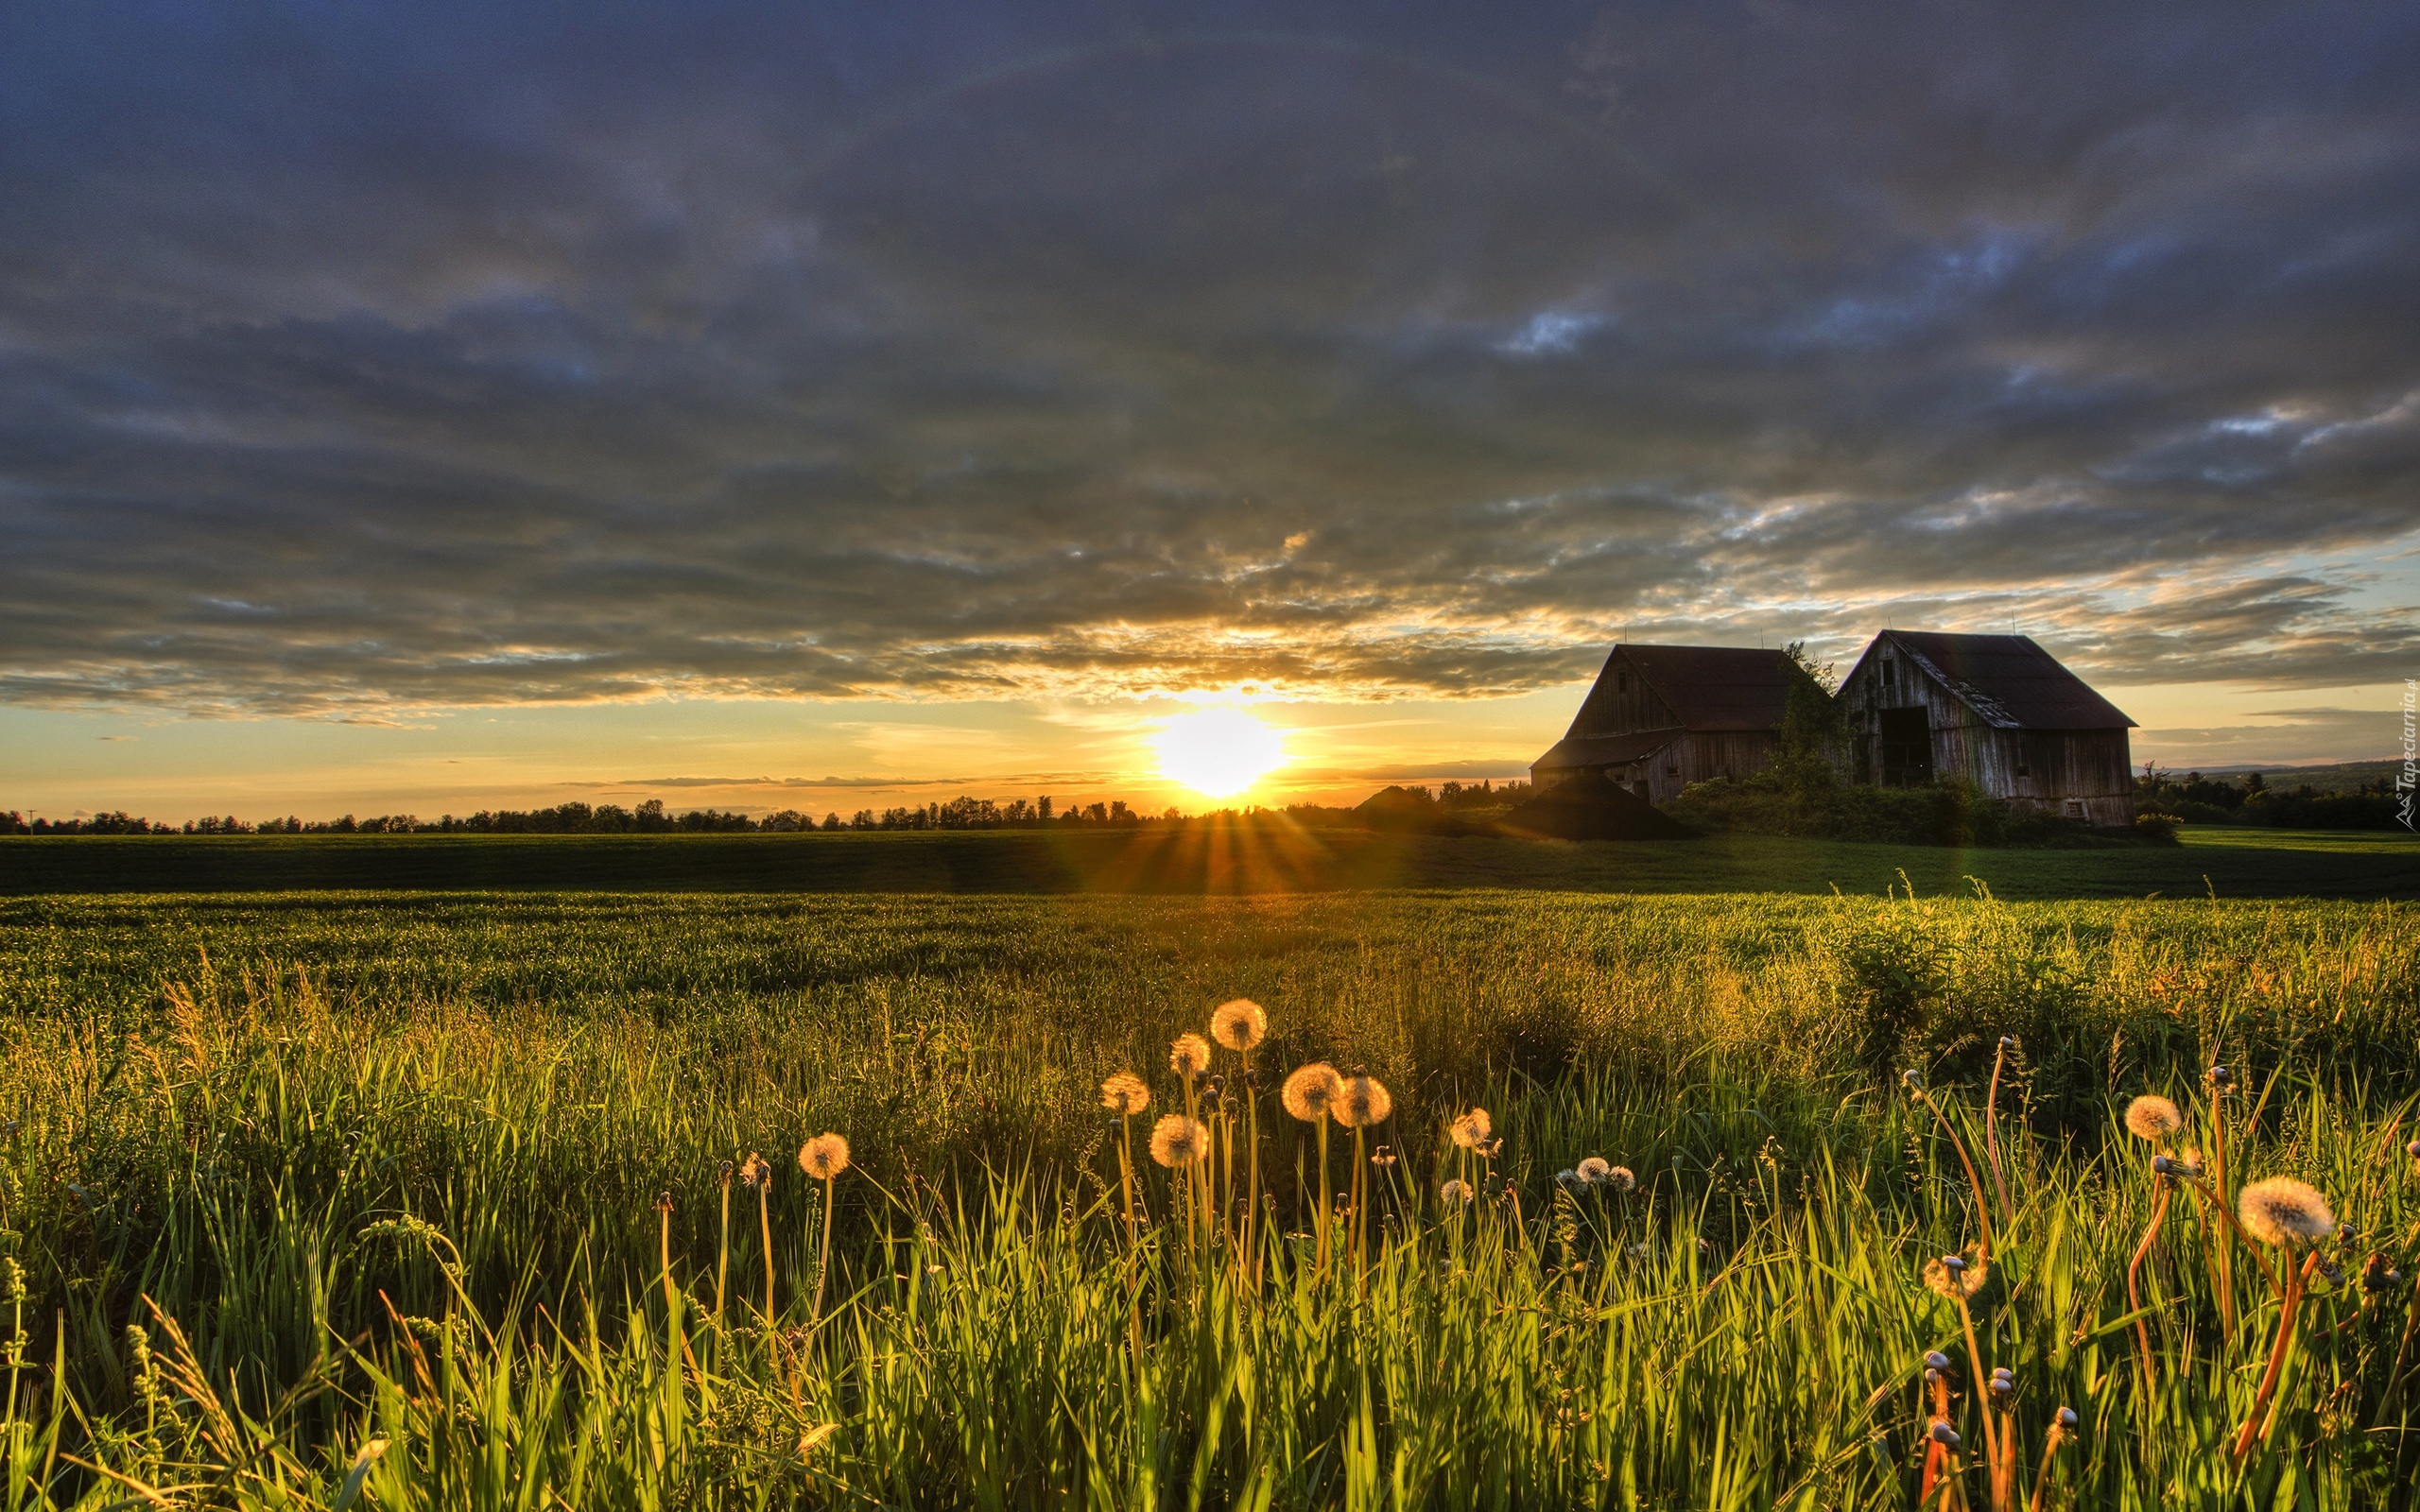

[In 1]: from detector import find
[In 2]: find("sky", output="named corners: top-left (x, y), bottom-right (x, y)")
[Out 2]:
top-left (4, 0), bottom-right (2417, 821)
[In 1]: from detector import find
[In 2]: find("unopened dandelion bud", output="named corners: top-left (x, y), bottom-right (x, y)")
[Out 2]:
top-left (1929, 1422), bottom-right (1962, 1450)
top-left (2056, 1406), bottom-right (2078, 1430)
top-left (1992, 1366), bottom-right (2014, 1382)
top-left (2406, 1138), bottom-right (2420, 1160)
top-left (1924, 1366), bottom-right (1942, 1385)
top-left (1997, 1036), bottom-right (2014, 1050)
top-left (1942, 1255), bottom-right (1965, 1274)
top-left (2206, 1064), bottom-right (2232, 1087)
top-left (1902, 1068), bottom-right (1925, 1091)
top-left (1925, 1350), bottom-right (1952, 1372)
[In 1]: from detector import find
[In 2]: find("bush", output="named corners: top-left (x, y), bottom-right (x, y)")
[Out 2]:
top-left (2133, 812), bottom-right (2181, 844)
top-left (1666, 773), bottom-right (2099, 848)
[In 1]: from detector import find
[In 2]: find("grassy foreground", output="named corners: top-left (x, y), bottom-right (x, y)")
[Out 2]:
top-left (3, 823), bottom-right (2415, 899)
top-left (4, 891), bottom-right (2419, 1506)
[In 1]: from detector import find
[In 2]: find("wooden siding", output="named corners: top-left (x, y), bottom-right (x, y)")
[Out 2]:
top-left (1838, 651), bottom-right (2135, 826)
top-left (1552, 730), bottom-right (1781, 804)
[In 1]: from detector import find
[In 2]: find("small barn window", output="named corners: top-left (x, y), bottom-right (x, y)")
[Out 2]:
top-left (1616, 673), bottom-right (1629, 694)
top-left (1879, 660), bottom-right (1895, 689)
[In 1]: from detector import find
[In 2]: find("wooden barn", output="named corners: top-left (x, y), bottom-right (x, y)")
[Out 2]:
top-left (1530, 644), bottom-right (1802, 803)
top-left (1836, 630), bottom-right (2136, 827)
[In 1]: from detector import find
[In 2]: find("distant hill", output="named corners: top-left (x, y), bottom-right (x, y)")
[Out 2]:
top-left (2158, 759), bottom-right (2404, 796)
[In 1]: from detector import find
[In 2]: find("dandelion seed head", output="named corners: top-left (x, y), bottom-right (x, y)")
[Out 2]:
top-left (1169, 1034), bottom-right (1213, 1080)
top-left (739, 1152), bottom-right (770, 1189)
top-left (2238, 1176), bottom-right (2336, 1248)
top-left (1332, 1073), bottom-right (1392, 1128)
top-left (1209, 999), bottom-right (1267, 1052)
top-left (1149, 1114), bottom-right (1210, 1167)
top-left (1099, 1072), bottom-right (1150, 1117)
top-left (655, 1190), bottom-right (674, 1213)
top-left (1439, 1178), bottom-right (1475, 1206)
top-left (1923, 1255), bottom-right (1989, 1301)
top-left (2123, 1095), bottom-right (2185, 1142)
top-left (799, 1132), bottom-right (851, 1180)
top-left (1281, 1062), bottom-right (1342, 1122)
top-left (1576, 1156), bottom-right (1612, 1185)
top-left (1555, 1168), bottom-right (1580, 1187)
top-left (1450, 1108), bottom-right (1493, 1149)
top-left (1603, 1165), bottom-right (1636, 1192)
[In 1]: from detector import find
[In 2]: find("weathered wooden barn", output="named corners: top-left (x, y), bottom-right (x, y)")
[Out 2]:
top-left (1836, 631), bottom-right (2136, 827)
top-left (1530, 644), bottom-right (1802, 803)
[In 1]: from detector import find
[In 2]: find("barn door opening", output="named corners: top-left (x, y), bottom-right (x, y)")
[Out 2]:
top-left (1879, 707), bottom-right (1933, 787)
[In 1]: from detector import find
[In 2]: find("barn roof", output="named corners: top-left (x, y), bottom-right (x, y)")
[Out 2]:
top-left (1532, 730), bottom-right (1681, 772)
top-left (1871, 631), bottom-right (2135, 730)
top-left (1564, 644), bottom-right (1801, 736)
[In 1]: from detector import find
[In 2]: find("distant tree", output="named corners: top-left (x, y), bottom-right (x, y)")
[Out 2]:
top-left (821, 812), bottom-right (842, 832)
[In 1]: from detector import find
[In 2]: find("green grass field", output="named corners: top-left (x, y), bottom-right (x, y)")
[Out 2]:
top-left (5, 888), bottom-right (2419, 1505)
top-left (5, 822), bottom-right (2415, 898)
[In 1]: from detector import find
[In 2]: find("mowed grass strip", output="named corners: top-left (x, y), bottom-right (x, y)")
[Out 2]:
top-left (3, 822), bottom-right (2415, 897)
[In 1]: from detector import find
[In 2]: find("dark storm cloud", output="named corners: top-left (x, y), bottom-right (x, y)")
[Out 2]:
top-left (3, 0), bottom-right (2416, 715)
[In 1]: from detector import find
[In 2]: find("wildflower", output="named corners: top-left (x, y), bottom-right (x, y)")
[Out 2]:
top-left (1170, 1034), bottom-right (1213, 1080)
top-left (1281, 1062), bottom-right (1342, 1122)
top-left (1923, 1254), bottom-right (1989, 1302)
top-left (1576, 1156), bottom-right (1611, 1184)
top-left (799, 1132), bottom-right (851, 1180)
top-left (1099, 1072), bottom-right (1150, 1116)
top-left (1450, 1108), bottom-right (1493, 1149)
top-left (739, 1152), bottom-right (770, 1189)
top-left (2123, 1094), bottom-right (2184, 1142)
top-left (1440, 1178), bottom-right (1475, 1205)
top-left (2238, 1176), bottom-right (2336, 1248)
top-left (1150, 1114), bottom-right (1210, 1167)
top-left (1210, 998), bottom-right (1267, 1052)
top-left (1331, 1072), bottom-right (1392, 1128)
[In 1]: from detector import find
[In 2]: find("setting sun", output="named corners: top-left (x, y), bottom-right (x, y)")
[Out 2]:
top-left (1151, 708), bottom-right (1288, 799)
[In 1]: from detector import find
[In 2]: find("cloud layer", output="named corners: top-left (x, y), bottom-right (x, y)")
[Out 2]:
top-left (4, 0), bottom-right (2416, 718)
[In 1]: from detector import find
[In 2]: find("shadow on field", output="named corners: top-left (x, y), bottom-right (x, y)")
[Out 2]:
top-left (3, 817), bottom-right (2414, 898)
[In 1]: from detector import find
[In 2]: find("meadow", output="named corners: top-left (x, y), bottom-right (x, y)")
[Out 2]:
top-left (4, 889), bottom-right (2420, 1507)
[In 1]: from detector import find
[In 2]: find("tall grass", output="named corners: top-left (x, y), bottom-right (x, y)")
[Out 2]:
top-left (3, 891), bottom-right (2417, 1504)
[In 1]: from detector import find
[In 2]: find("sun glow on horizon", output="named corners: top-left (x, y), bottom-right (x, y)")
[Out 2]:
top-left (1151, 707), bottom-right (1288, 798)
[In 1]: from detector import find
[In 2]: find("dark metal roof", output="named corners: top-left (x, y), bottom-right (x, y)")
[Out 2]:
top-left (1866, 631), bottom-right (2135, 730)
top-left (1567, 644), bottom-right (1800, 734)
top-left (1531, 730), bottom-right (1682, 772)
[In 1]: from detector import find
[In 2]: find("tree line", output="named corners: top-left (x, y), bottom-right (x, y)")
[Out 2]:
top-left (0, 795), bottom-right (1238, 835)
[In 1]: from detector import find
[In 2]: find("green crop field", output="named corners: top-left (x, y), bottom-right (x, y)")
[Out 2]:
top-left (4, 888), bottom-right (2419, 1506)
top-left (4, 822), bottom-right (2415, 899)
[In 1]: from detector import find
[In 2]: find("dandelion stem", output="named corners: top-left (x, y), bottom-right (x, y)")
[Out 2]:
top-left (714, 1169), bottom-right (732, 1329)
top-left (1351, 1125), bottom-right (1367, 1295)
top-left (1983, 1040), bottom-right (2013, 1223)
top-left (1954, 1296), bottom-right (2002, 1502)
top-left (758, 1179), bottom-right (777, 1327)
top-left (1315, 1120), bottom-right (1331, 1278)
top-left (2208, 1090), bottom-right (2236, 1339)
top-left (1916, 1085), bottom-right (1996, 1265)
top-left (812, 1175), bottom-right (835, 1322)
top-left (2024, 1423), bottom-right (2067, 1512)
top-left (2126, 1182), bottom-right (2169, 1397)
top-left (2231, 1250), bottom-right (2319, 1465)
top-left (1116, 1110), bottom-right (1139, 1251)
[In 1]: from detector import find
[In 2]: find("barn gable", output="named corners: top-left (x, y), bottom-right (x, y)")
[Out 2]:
top-left (1533, 644), bottom-right (1801, 802)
